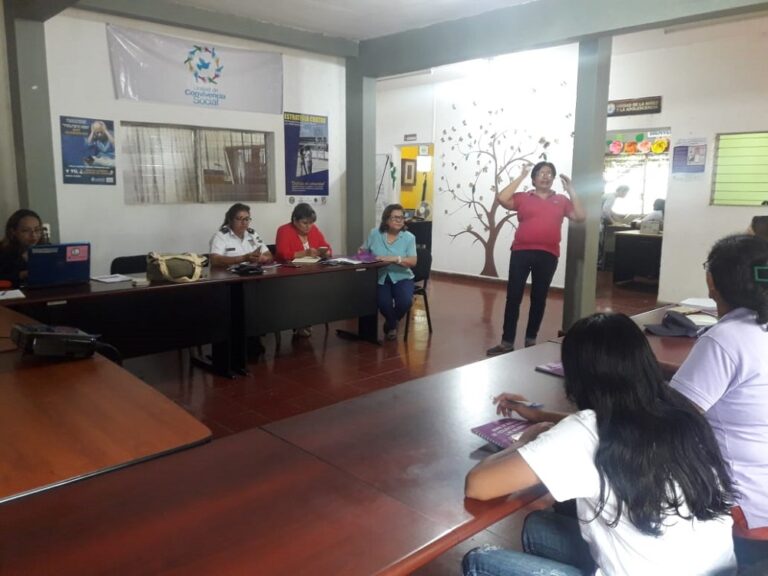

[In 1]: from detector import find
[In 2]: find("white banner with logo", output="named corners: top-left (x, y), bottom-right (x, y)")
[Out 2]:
top-left (107, 25), bottom-right (283, 114)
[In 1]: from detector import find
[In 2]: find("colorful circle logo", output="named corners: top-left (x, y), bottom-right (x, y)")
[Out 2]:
top-left (184, 45), bottom-right (223, 84)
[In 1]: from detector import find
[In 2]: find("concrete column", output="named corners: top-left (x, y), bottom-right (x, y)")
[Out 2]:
top-left (345, 57), bottom-right (376, 252)
top-left (562, 36), bottom-right (612, 331)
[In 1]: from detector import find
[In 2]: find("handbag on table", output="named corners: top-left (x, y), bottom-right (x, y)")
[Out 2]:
top-left (146, 252), bottom-right (207, 283)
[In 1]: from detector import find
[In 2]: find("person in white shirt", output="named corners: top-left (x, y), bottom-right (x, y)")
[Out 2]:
top-left (601, 184), bottom-right (629, 225)
top-left (463, 313), bottom-right (736, 576)
top-left (209, 203), bottom-right (273, 268)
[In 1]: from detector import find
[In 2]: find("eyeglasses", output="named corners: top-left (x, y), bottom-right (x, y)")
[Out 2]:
top-left (702, 260), bottom-right (709, 271)
top-left (235, 216), bottom-right (252, 223)
top-left (389, 215), bottom-right (405, 222)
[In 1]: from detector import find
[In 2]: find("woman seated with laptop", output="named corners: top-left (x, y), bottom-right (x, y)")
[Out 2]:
top-left (0, 209), bottom-right (45, 287)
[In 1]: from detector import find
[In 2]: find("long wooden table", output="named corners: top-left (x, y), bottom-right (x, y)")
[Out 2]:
top-left (8, 262), bottom-right (383, 376)
top-left (0, 307), bottom-right (211, 503)
top-left (263, 342), bottom-right (570, 571)
top-left (0, 428), bottom-right (451, 575)
top-left (0, 342), bottom-right (567, 575)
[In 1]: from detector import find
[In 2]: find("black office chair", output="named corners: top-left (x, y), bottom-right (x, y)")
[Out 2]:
top-left (110, 254), bottom-right (148, 275)
top-left (404, 247), bottom-right (433, 342)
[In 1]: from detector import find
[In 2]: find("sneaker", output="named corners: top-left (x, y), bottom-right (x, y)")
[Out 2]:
top-left (486, 342), bottom-right (514, 356)
top-left (294, 327), bottom-right (312, 338)
top-left (385, 329), bottom-right (397, 341)
top-left (524, 338), bottom-right (536, 348)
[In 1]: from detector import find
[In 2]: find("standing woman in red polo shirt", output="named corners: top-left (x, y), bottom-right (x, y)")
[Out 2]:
top-left (487, 161), bottom-right (585, 356)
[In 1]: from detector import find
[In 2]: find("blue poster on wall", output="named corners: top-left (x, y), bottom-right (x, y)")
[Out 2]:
top-left (60, 116), bottom-right (116, 185)
top-left (284, 112), bottom-right (329, 197)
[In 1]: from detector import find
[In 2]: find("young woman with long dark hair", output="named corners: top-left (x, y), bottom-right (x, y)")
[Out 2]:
top-left (671, 234), bottom-right (768, 569)
top-left (464, 313), bottom-right (736, 575)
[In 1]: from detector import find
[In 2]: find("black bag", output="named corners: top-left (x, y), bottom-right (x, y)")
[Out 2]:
top-left (644, 311), bottom-right (702, 338)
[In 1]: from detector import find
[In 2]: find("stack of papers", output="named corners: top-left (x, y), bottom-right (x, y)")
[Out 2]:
top-left (0, 289), bottom-right (25, 300)
top-left (291, 256), bottom-right (321, 265)
top-left (679, 297), bottom-right (717, 311)
top-left (92, 274), bottom-right (132, 283)
top-left (325, 257), bottom-right (363, 265)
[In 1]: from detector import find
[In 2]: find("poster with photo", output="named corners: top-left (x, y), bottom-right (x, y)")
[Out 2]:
top-left (60, 116), bottom-right (116, 185)
top-left (672, 138), bottom-right (707, 174)
top-left (284, 112), bottom-right (329, 197)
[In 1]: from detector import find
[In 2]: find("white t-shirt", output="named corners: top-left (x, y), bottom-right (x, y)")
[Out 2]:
top-left (209, 228), bottom-right (268, 258)
top-left (518, 410), bottom-right (736, 576)
top-left (671, 308), bottom-right (768, 528)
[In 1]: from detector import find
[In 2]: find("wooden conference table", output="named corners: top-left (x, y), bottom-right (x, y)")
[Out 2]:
top-left (0, 306), bottom-right (211, 504)
top-left (8, 262), bottom-right (383, 376)
top-left (0, 310), bottom-right (700, 574)
top-left (0, 343), bottom-right (570, 575)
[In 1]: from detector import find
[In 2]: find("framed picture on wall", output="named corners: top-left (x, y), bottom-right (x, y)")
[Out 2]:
top-left (401, 159), bottom-right (417, 186)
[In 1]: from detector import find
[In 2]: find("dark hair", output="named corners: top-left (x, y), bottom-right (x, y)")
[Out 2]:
top-left (652, 198), bottom-right (665, 213)
top-left (751, 215), bottom-right (768, 241)
top-left (531, 161), bottom-right (556, 182)
top-left (706, 234), bottom-right (768, 324)
top-left (222, 203), bottom-right (250, 228)
top-left (291, 203), bottom-right (316, 224)
top-left (1, 209), bottom-right (43, 254)
top-left (379, 204), bottom-right (406, 232)
top-left (561, 313), bottom-right (734, 536)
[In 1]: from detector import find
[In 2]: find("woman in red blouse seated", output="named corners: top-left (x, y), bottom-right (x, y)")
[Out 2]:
top-left (275, 203), bottom-right (332, 263)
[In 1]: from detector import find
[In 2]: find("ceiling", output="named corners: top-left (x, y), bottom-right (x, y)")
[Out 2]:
top-left (168, 0), bottom-right (540, 41)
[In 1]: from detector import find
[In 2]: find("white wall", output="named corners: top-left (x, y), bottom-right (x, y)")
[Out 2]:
top-left (377, 46), bottom-right (578, 286)
top-left (45, 9), bottom-right (346, 274)
top-left (610, 16), bottom-right (768, 303)
top-left (377, 16), bottom-right (768, 300)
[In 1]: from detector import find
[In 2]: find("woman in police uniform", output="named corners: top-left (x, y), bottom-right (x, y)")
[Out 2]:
top-left (209, 203), bottom-right (273, 268)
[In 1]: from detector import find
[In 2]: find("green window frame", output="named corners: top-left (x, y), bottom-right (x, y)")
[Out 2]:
top-left (712, 132), bottom-right (768, 206)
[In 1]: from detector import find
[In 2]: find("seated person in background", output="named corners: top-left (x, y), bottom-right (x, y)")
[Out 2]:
top-left (274, 202), bottom-right (331, 263)
top-left (365, 204), bottom-right (417, 341)
top-left (640, 198), bottom-right (665, 226)
top-left (601, 184), bottom-right (629, 225)
top-left (209, 203), bottom-right (273, 268)
top-left (748, 215), bottom-right (768, 241)
top-left (463, 312), bottom-right (736, 576)
top-left (0, 209), bottom-right (45, 286)
top-left (670, 234), bottom-right (768, 570)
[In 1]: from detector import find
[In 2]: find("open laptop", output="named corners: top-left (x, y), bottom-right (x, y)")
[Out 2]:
top-left (25, 243), bottom-right (91, 288)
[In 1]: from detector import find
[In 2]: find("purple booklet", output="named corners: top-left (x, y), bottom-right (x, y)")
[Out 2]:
top-left (535, 361), bottom-right (564, 377)
top-left (471, 418), bottom-right (535, 449)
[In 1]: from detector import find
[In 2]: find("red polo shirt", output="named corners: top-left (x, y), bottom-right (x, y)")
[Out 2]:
top-left (510, 191), bottom-right (574, 257)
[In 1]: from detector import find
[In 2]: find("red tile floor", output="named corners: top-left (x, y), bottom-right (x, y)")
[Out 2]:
top-left (123, 271), bottom-right (660, 573)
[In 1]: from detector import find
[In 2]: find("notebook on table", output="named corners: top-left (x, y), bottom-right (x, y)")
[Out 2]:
top-left (25, 243), bottom-right (91, 288)
top-left (471, 418), bottom-right (537, 449)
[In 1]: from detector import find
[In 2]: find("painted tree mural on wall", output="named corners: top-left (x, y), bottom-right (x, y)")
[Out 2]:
top-left (437, 102), bottom-right (555, 277)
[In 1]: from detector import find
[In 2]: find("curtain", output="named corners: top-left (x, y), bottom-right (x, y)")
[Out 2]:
top-left (122, 125), bottom-right (197, 204)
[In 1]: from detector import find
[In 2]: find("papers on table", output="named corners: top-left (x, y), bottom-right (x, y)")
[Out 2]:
top-left (291, 256), bottom-right (321, 265)
top-left (325, 257), bottom-right (363, 265)
top-left (679, 297), bottom-right (717, 311)
top-left (0, 289), bottom-right (25, 300)
top-left (92, 274), bottom-right (132, 283)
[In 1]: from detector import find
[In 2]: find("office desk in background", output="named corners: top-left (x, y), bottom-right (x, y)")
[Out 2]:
top-left (613, 230), bottom-right (663, 284)
top-left (0, 306), bottom-right (211, 504)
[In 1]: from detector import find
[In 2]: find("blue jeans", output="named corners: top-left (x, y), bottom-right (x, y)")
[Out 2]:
top-left (462, 510), bottom-right (595, 576)
top-left (376, 276), bottom-right (414, 331)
